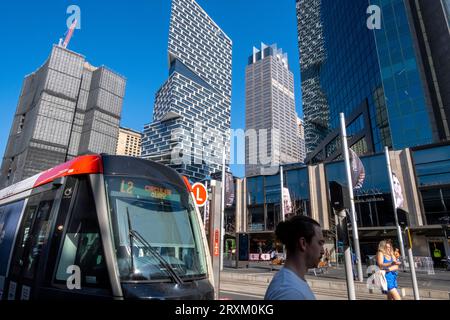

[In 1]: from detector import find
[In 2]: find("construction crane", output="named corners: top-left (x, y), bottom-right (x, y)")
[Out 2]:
top-left (58, 18), bottom-right (77, 49)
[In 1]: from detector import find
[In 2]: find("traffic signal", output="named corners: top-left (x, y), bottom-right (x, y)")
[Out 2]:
top-left (336, 212), bottom-right (350, 247)
top-left (329, 181), bottom-right (350, 211)
top-left (237, 233), bottom-right (249, 261)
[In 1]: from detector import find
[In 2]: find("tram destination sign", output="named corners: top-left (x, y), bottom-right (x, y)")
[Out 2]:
top-left (108, 177), bottom-right (181, 202)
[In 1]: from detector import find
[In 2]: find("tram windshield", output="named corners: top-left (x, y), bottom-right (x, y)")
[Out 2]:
top-left (105, 176), bottom-right (207, 282)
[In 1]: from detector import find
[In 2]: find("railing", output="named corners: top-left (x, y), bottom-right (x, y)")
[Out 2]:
top-left (367, 255), bottom-right (435, 275)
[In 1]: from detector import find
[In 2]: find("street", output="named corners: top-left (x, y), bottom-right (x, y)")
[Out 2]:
top-left (220, 279), bottom-right (378, 300)
top-left (218, 265), bottom-right (450, 300)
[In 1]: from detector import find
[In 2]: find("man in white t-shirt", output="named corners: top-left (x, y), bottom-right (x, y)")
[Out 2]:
top-left (264, 215), bottom-right (324, 300)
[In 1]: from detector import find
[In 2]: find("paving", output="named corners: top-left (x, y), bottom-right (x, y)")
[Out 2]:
top-left (220, 262), bottom-right (450, 300)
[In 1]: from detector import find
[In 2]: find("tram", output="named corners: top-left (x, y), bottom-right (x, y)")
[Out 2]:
top-left (0, 154), bottom-right (214, 299)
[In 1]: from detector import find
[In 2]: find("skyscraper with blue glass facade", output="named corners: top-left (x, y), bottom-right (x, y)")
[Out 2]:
top-left (141, 0), bottom-right (232, 181)
top-left (296, 0), bottom-right (450, 163)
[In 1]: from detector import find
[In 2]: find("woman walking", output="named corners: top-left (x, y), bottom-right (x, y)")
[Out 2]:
top-left (377, 240), bottom-right (402, 300)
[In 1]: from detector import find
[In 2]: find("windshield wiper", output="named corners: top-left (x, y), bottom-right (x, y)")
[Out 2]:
top-left (129, 229), bottom-right (184, 285)
top-left (126, 208), bottom-right (135, 274)
top-left (126, 208), bottom-right (183, 284)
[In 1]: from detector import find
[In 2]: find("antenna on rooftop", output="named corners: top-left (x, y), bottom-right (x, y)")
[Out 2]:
top-left (60, 18), bottom-right (77, 49)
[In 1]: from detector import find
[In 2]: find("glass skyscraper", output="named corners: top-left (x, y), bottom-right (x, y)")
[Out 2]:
top-left (296, 0), bottom-right (449, 163)
top-left (141, 0), bottom-right (232, 181)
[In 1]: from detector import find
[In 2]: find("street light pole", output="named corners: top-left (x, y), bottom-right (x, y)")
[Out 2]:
top-left (280, 165), bottom-right (286, 259)
top-left (220, 148), bottom-right (226, 271)
top-left (204, 180), bottom-right (208, 224)
top-left (280, 165), bottom-right (285, 222)
top-left (339, 113), bottom-right (363, 282)
top-left (337, 209), bottom-right (356, 300)
top-left (385, 146), bottom-right (420, 299)
top-left (406, 227), bottom-right (420, 300)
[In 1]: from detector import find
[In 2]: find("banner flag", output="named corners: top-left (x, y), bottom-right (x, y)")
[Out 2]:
top-left (283, 187), bottom-right (292, 215)
top-left (225, 171), bottom-right (235, 208)
top-left (392, 172), bottom-right (404, 209)
top-left (349, 148), bottom-right (365, 189)
top-left (211, 171), bottom-right (235, 208)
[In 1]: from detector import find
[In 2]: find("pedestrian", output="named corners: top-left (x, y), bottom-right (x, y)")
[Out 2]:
top-left (324, 248), bottom-right (330, 265)
top-left (264, 215), bottom-right (325, 300)
top-left (269, 246), bottom-right (278, 261)
top-left (377, 239), bottom-right (402, 300)
top-left (394, 248), bottom-right (400, 260)
top-left (257, 242), bottom-right (263, 260)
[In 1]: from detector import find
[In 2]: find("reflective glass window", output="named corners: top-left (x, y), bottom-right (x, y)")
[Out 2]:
top-left (413, 145), bottom-right (450, 187)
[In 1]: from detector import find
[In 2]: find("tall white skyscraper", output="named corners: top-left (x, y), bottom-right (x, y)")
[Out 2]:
top-left (245, 43), bottom-right (300, 176)
top-left (142, 0), bottom-right (232, 181)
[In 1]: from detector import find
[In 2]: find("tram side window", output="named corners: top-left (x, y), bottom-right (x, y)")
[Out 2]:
top-left (22, 199), bottom-right (54, 280)
top-left (55, 178), bottom-right (108, 288)
top-left (9, 190), bottom-right (56, 281)
top-left (9, 203), bottom-right (38, 277)
top-left (0, 201), bottom-right (24, 278)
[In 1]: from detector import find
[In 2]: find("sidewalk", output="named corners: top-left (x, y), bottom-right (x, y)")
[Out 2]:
top-left (221, 263), bottom-right (450, 300)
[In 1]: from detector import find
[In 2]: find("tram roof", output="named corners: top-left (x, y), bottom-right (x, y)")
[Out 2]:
top-left (0, 154), bottom-right (188, 204)
top-left (0, 155), bottom-right (103, 204)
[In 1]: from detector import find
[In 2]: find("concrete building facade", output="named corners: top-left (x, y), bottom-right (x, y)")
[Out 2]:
top-left (229, 141), bottom-right (450, 265)
top-left (0, 45), bottom-right (126, 187)
top-left (245, 43), bottom-right (300, 177)
top-left (116, 127), bottom-right (142, 157)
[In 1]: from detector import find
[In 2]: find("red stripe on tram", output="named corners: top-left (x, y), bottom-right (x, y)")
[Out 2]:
top-left (34, 154), bottom-right (103, 187)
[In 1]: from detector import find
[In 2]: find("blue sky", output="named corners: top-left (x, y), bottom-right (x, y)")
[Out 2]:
top-left (0, 0), bottom-right (303, 178)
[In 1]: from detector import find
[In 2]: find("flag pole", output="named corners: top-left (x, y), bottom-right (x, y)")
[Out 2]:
top-left (385, 147), bottom-right (420, 299)
top-left (339, 113), bottom-right (363, 282)
top-left (384, 146), bottom-right (406, 260)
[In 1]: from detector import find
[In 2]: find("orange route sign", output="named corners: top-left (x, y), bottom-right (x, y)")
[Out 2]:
top-left (192, 182), bottom-right (208, 207)
top-left (214, 229), bottom-right (220, 256)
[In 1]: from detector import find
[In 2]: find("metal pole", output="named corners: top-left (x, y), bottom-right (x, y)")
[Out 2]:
top-left (204, 180), bottom-right (208, 224)
top-left (280, 165), bottom-right (285, 222)
top-left (337, 209), bottom-right (356, 300)
top-left (406, 227), bottom-right (420, 300)
top-left (384, 146), bottom-right (406, 260)
top-left (339, 113), bottom-right (363, 282)
top-left (220, 148), bottom-right (226, 271)
top-left (280, 165), bottom-right (286, 259)
top-left (344, 247), bottom-right (356, 299)
top-left (210, 181), bottom-right (221, 300)
top-left (335, 212), bottom-right (339, 268)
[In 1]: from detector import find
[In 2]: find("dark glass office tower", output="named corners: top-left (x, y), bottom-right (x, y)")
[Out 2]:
top-left (296, 0), bottom-right (449, 163)
top-left (408, 0), bottom-right (450, 142)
